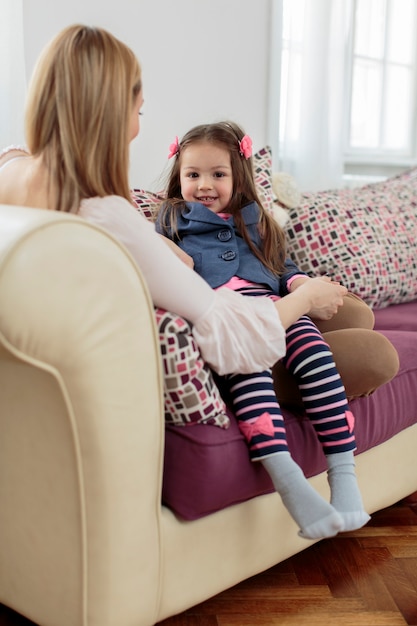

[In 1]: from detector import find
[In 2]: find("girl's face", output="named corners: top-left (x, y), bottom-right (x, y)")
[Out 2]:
top-left (179, 141), bottom-right (233, 213)
top-left (129, 89), bottom-right (144, 141)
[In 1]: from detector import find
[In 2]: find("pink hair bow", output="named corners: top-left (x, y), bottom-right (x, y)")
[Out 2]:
top-left (238, 412), bottom-right (275, 442)
top-left (168, 136), bottom-right (180, 159)
top-left (239, 134), bottom-right (253, 159)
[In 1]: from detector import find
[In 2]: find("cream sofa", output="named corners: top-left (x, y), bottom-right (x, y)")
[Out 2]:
top-left (1, 203), bottom-right (417, 626)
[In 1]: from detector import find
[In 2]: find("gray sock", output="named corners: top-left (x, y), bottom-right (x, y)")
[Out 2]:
top-left (326, 451), bottom-right (371, 531)
top-left (261, 452), bottom-right (343, 540)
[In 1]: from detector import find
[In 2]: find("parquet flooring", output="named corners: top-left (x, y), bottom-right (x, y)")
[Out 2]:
top-left (157, 496), bottom-right (417, 626)
top-left (1, 497), bottom-right (416, 626)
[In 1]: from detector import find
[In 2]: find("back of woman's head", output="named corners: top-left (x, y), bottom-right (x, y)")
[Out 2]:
top-left (25, 24), bottom-right (142, 211)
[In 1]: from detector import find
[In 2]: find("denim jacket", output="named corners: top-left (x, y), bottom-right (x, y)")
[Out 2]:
top-left (155, 201), bottom-right (305, 294)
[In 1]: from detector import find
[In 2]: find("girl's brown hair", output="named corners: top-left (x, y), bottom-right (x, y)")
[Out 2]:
top-left (159, 121), bottom-right (287, 275)
top-left (25, 24), bottom-right (142, 212)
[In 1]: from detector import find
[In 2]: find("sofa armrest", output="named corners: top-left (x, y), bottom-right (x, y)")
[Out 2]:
top-left (0, 204), bottom-right (164, 626)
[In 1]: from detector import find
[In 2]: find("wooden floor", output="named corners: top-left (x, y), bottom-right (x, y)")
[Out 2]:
top-left (1, 497), bottom-right (417, 626)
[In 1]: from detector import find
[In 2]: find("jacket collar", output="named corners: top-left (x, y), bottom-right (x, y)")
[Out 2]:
top-left (182, 201), bottom-right (260, 226)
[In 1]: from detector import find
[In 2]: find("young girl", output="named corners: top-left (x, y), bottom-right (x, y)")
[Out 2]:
top-left (156, 121), bottom-right (371, 540)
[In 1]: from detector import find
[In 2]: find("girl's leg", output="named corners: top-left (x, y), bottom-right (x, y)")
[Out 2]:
top-left (273, 291), bottom-right (399, 409)
top-left (281, 317), bottom-right (370, 531)
top-left (225, 371), bottom-right (343, 539)
top-left (273, 327), bottom-right (399, 408)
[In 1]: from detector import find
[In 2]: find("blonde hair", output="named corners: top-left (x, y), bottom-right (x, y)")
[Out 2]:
top-left (160, 121), bottom-right (287, 275)
top-left (25, 24), bottom-right (142, 212)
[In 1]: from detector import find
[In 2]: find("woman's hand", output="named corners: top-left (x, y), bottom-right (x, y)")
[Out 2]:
top-left (275, 276), bottom-right (347, 329)
top-left (300, 276), bottom-right (347, 319)
top-left (158, 234), bottom-right (194, 269)
top-left (289, 275), bottom-right (345, 320)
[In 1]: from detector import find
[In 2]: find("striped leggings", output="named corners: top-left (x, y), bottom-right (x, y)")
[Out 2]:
top-left (222, 287), bottom-right (356, 461)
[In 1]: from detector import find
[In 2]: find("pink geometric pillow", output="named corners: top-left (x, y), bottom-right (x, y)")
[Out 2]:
top-left (285, 168), bottom-right (417, 309)
top-left (155, 308), bottom-right (230, 429)
top-left (252, 145), bottom-right (274, 214)
top-left (131, 189), bottom-right (164, 222)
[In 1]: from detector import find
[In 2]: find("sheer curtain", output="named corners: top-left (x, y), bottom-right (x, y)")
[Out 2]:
top-left (274, 0), bottom-right (353, 192)
top-left (0, 0), bottom-right (26, 149)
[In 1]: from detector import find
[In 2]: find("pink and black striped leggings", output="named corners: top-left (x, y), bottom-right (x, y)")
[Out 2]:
top-left (222, 300), bottom-right (356, 461)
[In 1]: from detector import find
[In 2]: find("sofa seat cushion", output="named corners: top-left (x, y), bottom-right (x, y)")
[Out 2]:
top-left (163, 328), bottom-right (417, 520)
top-left (374, 300), bottom-right (417, 332)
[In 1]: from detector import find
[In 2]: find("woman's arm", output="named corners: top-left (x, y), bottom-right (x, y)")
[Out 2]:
top-left (158, 234), bottom-right (194, 269)
top-left (287, 274), bottom-right (347, 320)
top-left (193, 278), bottom-right (346, 376)
top-left (275, 276), bottom-right (347, 328)
top-left (79, 196), bottom-right (217, 321)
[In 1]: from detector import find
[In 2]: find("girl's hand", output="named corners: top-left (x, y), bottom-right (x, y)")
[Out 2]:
top-left (158, 235), bottom-right (194, 269)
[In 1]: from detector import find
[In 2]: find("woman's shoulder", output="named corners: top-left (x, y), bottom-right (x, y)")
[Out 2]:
top-left (80, 194), bottom-right (146, 216)
top-left (0, 146), bottom-right (30, 170)
top-left (79, 194), bottom-right (154, 233)
top-left (0, 151), bottom-right (35, 206)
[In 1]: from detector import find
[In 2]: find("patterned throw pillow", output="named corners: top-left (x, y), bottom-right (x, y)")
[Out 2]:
top-left (131, 189), bottom-right (164, 222)
top-left (252, 146), bottom-right (274, 214)
top-left (131, 145), bottom-right (274, 220)
top-left (285, 168), bottom-right (417, 309)
top-left (155, 308), bottom-right (230, 429)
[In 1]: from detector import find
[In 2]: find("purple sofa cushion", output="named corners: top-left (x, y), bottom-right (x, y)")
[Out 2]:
top-left (163, 324), bottom-right (417, 520)
top-left (374, 300), bottom-right (417, 331)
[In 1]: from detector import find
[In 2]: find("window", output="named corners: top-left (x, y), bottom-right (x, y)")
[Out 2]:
top-left (278, 0), bottom-right (304, 150)
top-left (274, 0), bottom-right (417, 190)
top-left (346, 0), bottom-right (417, 163)
top-left (275, 0), bottom-right (350, 190)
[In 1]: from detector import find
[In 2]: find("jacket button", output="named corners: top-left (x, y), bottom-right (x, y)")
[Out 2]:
top-left (220, 250), bottom-right (236, 261)
top-left (217, 229), bottom-right (232, 242)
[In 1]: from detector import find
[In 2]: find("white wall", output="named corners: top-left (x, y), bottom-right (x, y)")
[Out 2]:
top-left (22, 0), bottom-right (274, 190)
